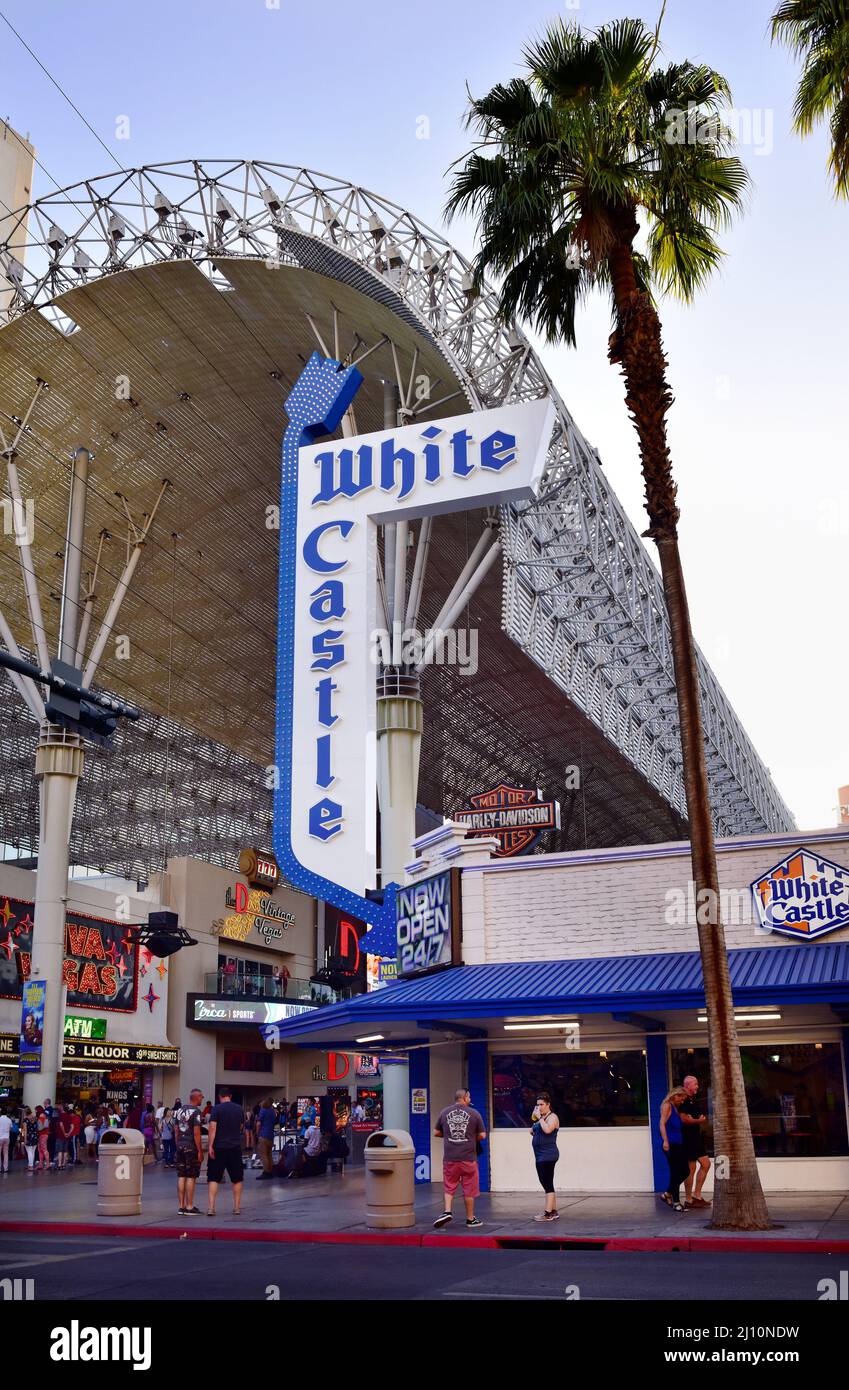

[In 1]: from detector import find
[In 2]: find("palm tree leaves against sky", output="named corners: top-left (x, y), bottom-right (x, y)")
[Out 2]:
top-left (447, 15), bottom-right (772, 1229)
top-left (772, 0), bottom-right (849, 195)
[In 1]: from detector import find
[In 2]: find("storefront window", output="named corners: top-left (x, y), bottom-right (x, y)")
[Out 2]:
top-left (670, 1044), bottom-right (849, 1157)
top-left (222, 1049), bottom-right (272, 1073)
top-left (492, 1051), bottom-right (648, 1128)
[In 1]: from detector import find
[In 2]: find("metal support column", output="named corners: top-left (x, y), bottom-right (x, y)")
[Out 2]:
top-left (376, 381), bottom-right (423, 887)
top-left (645, 1032), bottom-right (670, 1193)
top-left (22, 724), bottom-right (84, 1108)
top-left (408, 1046), bottom-right (431, 1184)
top-left (467, 1039), bottom-right (490, 1193)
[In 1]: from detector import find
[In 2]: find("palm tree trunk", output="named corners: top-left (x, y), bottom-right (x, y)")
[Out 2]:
top-left (608, 231), bottom-right (771, 1229)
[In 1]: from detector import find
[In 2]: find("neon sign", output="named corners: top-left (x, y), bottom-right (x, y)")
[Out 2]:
top-left (274, 353), bottom-right (553, 943)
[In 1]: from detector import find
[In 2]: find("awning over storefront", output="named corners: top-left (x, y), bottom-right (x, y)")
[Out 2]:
top-left (266, 941), bottom-right (849, 1047)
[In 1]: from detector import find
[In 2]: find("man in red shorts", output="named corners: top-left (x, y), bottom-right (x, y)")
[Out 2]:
top-left (433, 1087), bottom-right (486, 1229)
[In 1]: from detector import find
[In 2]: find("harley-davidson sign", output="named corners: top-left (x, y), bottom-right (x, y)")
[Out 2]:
top-left (454, 785), bottom-right (560, 857)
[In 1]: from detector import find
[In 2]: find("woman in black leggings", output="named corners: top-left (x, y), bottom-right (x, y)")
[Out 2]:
top-left (531, 1092), bottom-right (561, 1223)
top-left (659, 1088), bottom-right (690, 1212)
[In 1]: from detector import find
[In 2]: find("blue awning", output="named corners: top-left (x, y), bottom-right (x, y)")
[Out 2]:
top-left (273, 940), bottom-right (849, 1044)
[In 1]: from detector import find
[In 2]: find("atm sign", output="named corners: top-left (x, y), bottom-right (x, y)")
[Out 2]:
top-left (64, 1014), bottom-right (107, 1041)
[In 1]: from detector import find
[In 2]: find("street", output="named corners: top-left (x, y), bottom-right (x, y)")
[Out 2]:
top-left (1, 1232), bottom-right (846, 1302)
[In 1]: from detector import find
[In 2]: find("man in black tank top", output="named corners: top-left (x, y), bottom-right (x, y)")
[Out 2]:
top-left (680, 1075), bottom-right (711, 1208)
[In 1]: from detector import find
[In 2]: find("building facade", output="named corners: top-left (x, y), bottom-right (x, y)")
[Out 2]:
top-left (268, 823), bottom-right (849, 1195)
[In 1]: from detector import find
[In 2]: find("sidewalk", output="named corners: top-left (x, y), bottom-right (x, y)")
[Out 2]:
top-left (2, 1161), bottom-right (848, 1251)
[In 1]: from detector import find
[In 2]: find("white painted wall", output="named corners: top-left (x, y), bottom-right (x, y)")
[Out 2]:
top-left (460, 828), bottom-right (849, 965)
top-left (490, 1127), bottom-right (654, 1193)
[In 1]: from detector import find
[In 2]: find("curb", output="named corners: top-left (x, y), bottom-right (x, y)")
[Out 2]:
top-left (2, 1220), bottom-right (849, 1254)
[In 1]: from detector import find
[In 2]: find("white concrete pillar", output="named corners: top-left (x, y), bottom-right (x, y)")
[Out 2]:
top-left (381, 1057), bottom-right (410, 1132)
top-left (22, 725), bottom-right (84, 1109)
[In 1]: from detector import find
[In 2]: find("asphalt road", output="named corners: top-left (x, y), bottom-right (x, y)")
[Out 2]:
top-left (0, 1233), bottom-right (845, 1302)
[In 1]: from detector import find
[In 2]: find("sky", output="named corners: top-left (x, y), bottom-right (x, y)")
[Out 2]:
top-left (0, 0), bottom-right (846, 832)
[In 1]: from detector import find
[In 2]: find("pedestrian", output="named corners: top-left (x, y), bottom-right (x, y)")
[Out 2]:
top-left (280, 964), bottom-right (290, 997)
top-left (300, 1115), bottom-right (325, 1178)
top-left (23, 1108), bottom-right (38, 1171)
top-left (55, 1107), bottom-right (74, 1171)
top-left (9, 1108), bottom-right (21, 1165)
top-left (160, 1108), bottom-right (176, 1167)
top-left (83, 1114), bottom-right (98, 1161)
top-left (256, 1096), bottom-right (276, 1179)
top-left (432, 1087), bottom-right (486, 1230)
top-left (173, 1088), bottom-right (204, 1215)
top-left (68, 1106), bottom-right (82, 1165)
top-left (530, 1092), bottom-right (560, 1222)
top-left (36, 1105), bottom-right (50, 1169)
top-left (0, 1108), bottom-right (11, 1173)
top-left (125, 1097), bottom-right (143, 1133)
top-left (243, 1104), bottom-right (255, 1158)
top-left (142, 1104), bottom-right (156, 1159)
top-left (659, 1087), bottom-right (690, 1212)
top-left (680, 1075), bottom-right (712, 1210)
top-left (206, 1087), bottom-right (245, 1216)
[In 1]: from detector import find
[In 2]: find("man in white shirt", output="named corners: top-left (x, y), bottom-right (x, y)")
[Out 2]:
top-left (0, 1110), bottom-right (12, 1172)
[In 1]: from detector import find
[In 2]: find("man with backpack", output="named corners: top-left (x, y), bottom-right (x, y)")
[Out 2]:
top-left (173, 1088), bottom-right (204, 1215)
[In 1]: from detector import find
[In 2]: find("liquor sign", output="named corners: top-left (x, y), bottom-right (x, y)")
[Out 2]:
top-left (455, 784), bottom-right (560, 857)
top-left (62, 1040), bottom-right (180, 1068)
top-left (0, 897), bottom-right (138, 1012)
top-left (751, 848), bottom-right (849, 940)
top-left (273, 353), bottom-right (554, 951)
top-left (19, 980), bottom-right (46, 1073)
top-left (64, 1014), bottom-right (107, 1041)
top-left (396, 867), bottom-right (462, 979)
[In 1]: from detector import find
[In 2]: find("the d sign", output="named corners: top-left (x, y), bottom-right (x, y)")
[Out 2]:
top-left (273, 353), bottom-right (554, 936)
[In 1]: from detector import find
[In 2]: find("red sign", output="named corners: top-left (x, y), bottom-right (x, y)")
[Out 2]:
top-left (0, 898), bottom-right (139, 1012)
top-left (454, 785), bottom-right (560, 857)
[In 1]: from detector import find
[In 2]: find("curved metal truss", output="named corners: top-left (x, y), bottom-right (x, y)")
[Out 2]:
top-left (0, 159), bottom-right (794, 840)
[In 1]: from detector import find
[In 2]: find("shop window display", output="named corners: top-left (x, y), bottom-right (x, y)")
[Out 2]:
top-left (492, 1051), bottom-right (648, 1128)
top-left (671, 1043), bottom-right (848, 1158)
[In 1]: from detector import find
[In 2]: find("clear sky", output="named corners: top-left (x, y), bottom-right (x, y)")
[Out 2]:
top-left (1, 0), bottom-right (845, 831)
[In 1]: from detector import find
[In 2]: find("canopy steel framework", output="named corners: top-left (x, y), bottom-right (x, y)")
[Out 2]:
top-left (0, 160), bottom-right (793, 876)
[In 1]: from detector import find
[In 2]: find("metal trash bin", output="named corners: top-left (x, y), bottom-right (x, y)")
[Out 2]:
top-left (97, 1128), bottom-right (145, 1216)
top-left (364, 1129), bottom-right (416, 1229)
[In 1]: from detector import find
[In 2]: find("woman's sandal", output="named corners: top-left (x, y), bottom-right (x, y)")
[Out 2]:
top-left (672, 1202), bottom-right (685, 1212)
top-left (659, 1192), bottom-right (673, 1207)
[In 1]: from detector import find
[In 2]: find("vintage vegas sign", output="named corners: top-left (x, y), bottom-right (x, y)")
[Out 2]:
top-left (273, 352), bottom-right (554, 942)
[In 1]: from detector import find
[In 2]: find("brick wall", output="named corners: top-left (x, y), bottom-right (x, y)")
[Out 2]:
top-left (460, 829), bottom-right (849, 964)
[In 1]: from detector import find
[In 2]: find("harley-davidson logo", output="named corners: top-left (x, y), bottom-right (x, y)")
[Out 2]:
top-left (454, 785), bottom-right (560, 857)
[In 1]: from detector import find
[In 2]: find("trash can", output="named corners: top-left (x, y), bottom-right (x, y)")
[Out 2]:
top-left (97, 1128), bottom-right (145, 1216)
top-left (364, 1129), bottom-right (416, 1229)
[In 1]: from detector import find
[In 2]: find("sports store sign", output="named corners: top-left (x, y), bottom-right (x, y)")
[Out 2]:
top-left (274, 353), bottom-right (554, 941)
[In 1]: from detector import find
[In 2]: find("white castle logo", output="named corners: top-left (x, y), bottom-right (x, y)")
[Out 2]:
top-left (751, 848), bottom-right (849, 940)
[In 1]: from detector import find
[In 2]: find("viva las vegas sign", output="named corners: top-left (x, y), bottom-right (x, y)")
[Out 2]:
top-left (273, 352), bottom-right (554, 950)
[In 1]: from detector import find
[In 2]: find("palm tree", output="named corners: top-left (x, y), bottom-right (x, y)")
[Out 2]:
top-left (772, 1), bottom-right (849, 196)
top-left (447, 16), bottom-right (771, 1229)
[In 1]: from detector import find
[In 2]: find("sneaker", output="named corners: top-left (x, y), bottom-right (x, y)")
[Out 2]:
top-left (466, 1216), bottom-right (484, 1229)
top-left (177, 1207), bottom-right (186, 1214)
top-left (184, 1206), bottom-right (201, 1215)
top-left (433, 1212), bottom-right (453, 1228)
top-left (533, 1211), bottom-right (559, 1222)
